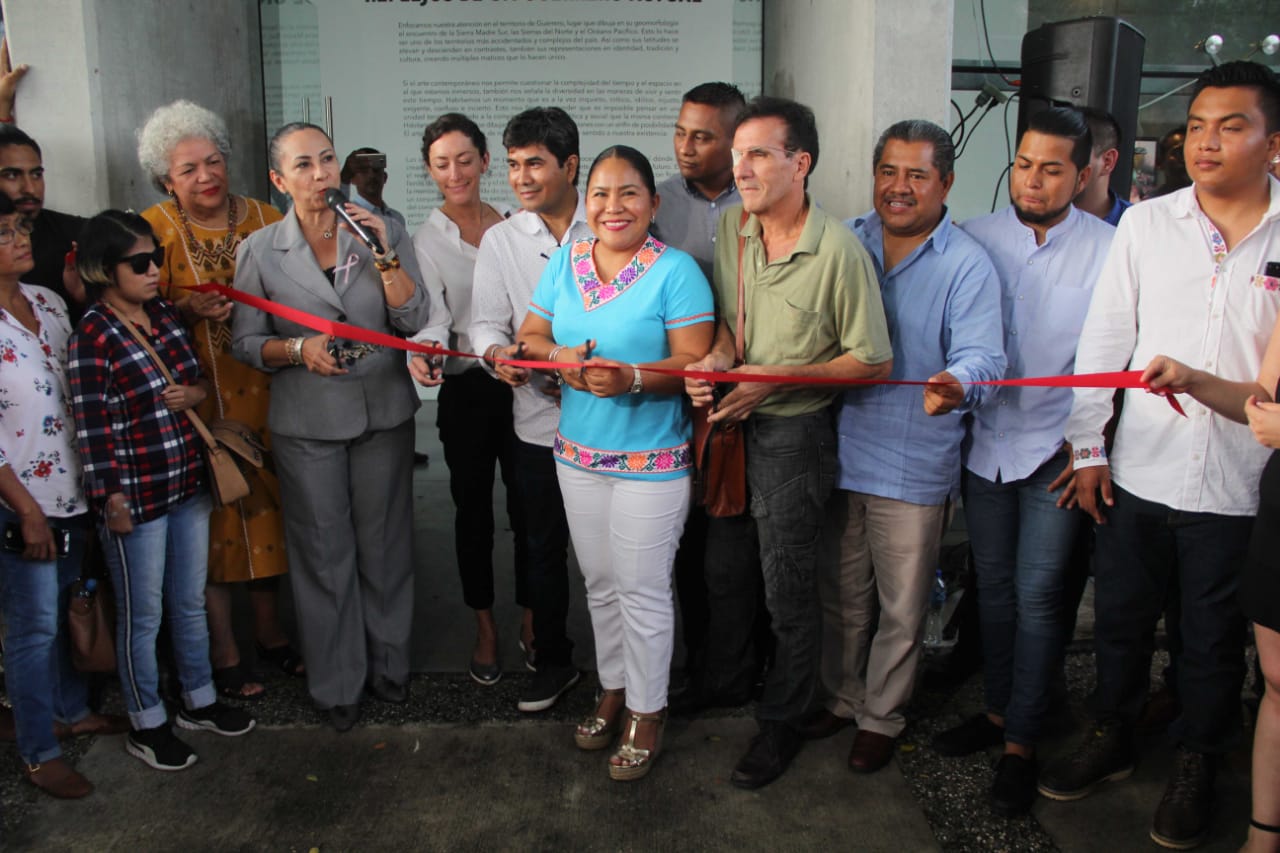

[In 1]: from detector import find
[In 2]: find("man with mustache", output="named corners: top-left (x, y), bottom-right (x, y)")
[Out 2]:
top-left (931, 106), bottom-right (1114, 817)
top-left (803, 119), bottom-right (1004, 775)
top-left (0, 124), bottom-right (85, 321)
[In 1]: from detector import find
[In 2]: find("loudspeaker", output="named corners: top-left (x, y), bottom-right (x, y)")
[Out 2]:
top-left (1018, 17), bottom-right (1146, 200)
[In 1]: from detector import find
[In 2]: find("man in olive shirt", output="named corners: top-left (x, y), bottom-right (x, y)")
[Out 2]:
top-left (686, 96), bottom-right (893, 790)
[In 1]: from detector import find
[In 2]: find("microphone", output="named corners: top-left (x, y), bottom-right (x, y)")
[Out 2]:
top-left (323, 188), bottom-right (385, 255)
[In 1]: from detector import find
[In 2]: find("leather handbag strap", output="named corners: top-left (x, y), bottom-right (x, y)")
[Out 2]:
top-left (120, 315), bottom-right (219, 451)
top-left (734, 209), bottom-right (748, 364)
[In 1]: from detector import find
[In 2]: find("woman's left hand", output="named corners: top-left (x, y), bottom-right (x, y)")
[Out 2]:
top-left (162, 383), bottom-right (206, 413)
top-left (581, 357), bottom-right (631, 398)
top-left (1246, 395), bottom-right (1280, 449)
top-left (341, 203), bottom-right (388, 254)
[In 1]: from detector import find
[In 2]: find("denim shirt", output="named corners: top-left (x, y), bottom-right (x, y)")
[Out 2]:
top-left (836, 210), bottom-right (1006, 505)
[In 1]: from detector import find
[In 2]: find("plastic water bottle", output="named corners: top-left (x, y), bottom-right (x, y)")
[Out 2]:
top-left (923, 569), bottom-right (948, 648)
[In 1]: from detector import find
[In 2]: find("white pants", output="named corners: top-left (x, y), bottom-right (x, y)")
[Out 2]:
top-left (556, 466), bottom-right (691, 713)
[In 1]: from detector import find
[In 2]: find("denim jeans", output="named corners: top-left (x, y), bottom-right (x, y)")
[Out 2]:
top-left (438, 368), bottom-right (529, 611)
top-left (744, 410), bottom-right (837, 724)
top-left (100, 491), bottom-right (216, 729)
top-left (1092, 485), bottom-right (1251, 753)
top-left (0, 508), bottom-right (92, 765)
top-left (963, 457), bottom-right (1081, 745)
top-left (513, 439), bottom-right (573, 668)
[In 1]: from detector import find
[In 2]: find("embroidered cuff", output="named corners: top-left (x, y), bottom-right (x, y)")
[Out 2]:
top-left (1072, 446), bottom-right (1108, 469)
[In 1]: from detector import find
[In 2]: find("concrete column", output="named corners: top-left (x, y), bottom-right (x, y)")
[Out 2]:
top-left (2, 0), bottom-right (266, 215)
top-left (764, 0), bottom-right (954, 220)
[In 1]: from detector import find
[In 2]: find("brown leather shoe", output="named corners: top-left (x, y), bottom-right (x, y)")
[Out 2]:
top-left (24, 757), bottom-right (93, 799)
top-left (848, 730), bottom-right (896, 773)
top-left (798, 708), bottom-right (856, 740)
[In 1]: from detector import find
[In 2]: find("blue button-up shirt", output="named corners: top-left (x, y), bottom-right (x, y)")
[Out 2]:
top-left (837, 210), bottom-right (1006, 505)
top-left (961, 204), bottom-right (1115, 483)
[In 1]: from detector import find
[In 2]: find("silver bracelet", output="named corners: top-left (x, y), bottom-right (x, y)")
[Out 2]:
top-left (549, 345), bottom-right (564, 363)
top-left (287, 336), bottom-right (305, 366)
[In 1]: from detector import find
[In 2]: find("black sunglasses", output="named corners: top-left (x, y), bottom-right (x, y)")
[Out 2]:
top-left (118, 247), bottom-right (165, 275)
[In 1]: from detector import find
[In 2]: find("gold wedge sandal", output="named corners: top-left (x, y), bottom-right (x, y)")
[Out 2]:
top-left (574, 688), bottom-right (626, 750)
top-left (608, 709), bottom-right (666, 781)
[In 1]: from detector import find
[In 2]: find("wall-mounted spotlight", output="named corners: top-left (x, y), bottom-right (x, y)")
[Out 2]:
top-left (1260, 34), bottom-right (1280, 56)
top-left (1195, 34), bottom-right (1225, 58)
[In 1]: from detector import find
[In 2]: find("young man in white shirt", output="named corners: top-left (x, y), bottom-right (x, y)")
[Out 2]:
top-left (468, 107), bottom-right (592, 713)
top-left (1045, 61), bottom-right (1280, 850)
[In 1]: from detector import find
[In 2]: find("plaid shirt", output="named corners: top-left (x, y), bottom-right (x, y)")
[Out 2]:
top-left (68, 298), bottom-right (204, 523)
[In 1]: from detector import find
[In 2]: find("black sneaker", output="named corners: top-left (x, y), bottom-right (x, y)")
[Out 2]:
top-left (1150, 747), bottom-right (1215, 850)
top-left (932, 713), bottom-right (1005, 756)
top-left (730, 722), bottom-right (802, 790)
top-left (1038, 719), bottom-right (1134, 801)
top-left (177, 702), bottom-right (256, 737)
top-left (517, 664), bottom-right (580, 712)
top-left (990, 753), bottom-right (1039, 817)
top-left (126, 725), bottom-right (197, 771)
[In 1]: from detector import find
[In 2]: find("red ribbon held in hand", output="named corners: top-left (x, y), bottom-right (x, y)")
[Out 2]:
top-left (188, 283), bottom-right (1187, 416)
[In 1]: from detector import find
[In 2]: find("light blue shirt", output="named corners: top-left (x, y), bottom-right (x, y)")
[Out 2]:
top-left (961, 204), bottom-right (1115, 483)
top-left (837, 210), bottom-right (1006, 505)
top-left (529, 236), bottom-right (714, 481)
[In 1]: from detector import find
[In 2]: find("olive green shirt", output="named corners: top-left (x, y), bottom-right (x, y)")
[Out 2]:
top-left (713, 199), bottom-right (892, 417)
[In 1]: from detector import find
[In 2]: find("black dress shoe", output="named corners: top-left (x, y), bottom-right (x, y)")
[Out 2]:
top-left (990, 753), bottom-right (1038, 816)
top-left (730, 722), bottom-right (802, 789)
top-left (932, 713), bottom-right (1005, 756)
top-left (329, 704), bottom-right (360, 733)
top-left (366, 675), bottom-right (409, 704)
top-left (798, 708), bottom-right (856, 740)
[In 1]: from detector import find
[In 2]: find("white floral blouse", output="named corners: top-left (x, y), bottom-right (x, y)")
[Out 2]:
top-left (0, 284), bottom-right (84, 518)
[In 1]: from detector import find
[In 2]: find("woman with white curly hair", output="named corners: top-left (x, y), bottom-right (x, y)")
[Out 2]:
top-left (136, 99), bottom-right (302, 700)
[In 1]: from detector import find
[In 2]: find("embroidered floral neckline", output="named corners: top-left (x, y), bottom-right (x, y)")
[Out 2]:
top-left (571, 235), bottom-right (666, 311)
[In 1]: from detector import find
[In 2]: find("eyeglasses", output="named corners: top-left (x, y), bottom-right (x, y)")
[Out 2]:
top-left (731, 146), bottom-right (796, 167)
top-left (0, 220), bottom-right (34, 247)
top-left (117, 247), bottom-right (165, 275)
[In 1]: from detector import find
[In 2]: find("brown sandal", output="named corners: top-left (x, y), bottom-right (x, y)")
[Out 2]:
top-left (25, 757), bottom-right (92, 799)
top-left (609, 709), bottom-right (666, 781)
top-left (575, 688), bottom-right (625, 750)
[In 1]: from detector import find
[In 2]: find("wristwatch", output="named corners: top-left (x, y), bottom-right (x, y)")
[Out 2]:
top-left (629, 364), bottom-right (643, 394)
top-left (374, 248), bottom-right (400, 272)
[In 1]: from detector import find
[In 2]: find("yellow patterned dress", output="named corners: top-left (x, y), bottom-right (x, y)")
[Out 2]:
top-left (142, 197), bottom-right (289, 583)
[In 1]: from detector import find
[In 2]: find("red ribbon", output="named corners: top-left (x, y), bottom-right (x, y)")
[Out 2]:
top-left (188, 282), bottom-right (1187, 416)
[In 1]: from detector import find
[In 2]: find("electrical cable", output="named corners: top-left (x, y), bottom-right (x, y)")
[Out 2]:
top-left (990, 91), bottom-right (1020, 212)
top-left (1138, 78), bottom-right (1197, 111)
top-left (955, 102), bottom-right (997, 159)
top-left (978, 0), bottom-right (1019, 87)
top-left (951, 99), bottom-right (966, 146)
top-left (990, 163), bottom-right (1013, 213)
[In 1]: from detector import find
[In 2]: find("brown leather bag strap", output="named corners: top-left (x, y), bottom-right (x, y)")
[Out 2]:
top-left (120, 315), bottom-right (218, 451)
top-left (734, 208), bottom-right (748, 364)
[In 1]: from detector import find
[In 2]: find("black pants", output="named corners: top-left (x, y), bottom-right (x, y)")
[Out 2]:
top-left (1091, 485), bottom-right (1250, 753)
top-left (512, 438), bottom-right (574, 667)
top-left (438, 368), bottom-right (529, 611)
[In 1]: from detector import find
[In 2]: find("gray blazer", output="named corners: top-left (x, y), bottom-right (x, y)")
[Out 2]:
top-left (231, 211), bottom-right (430, 441)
